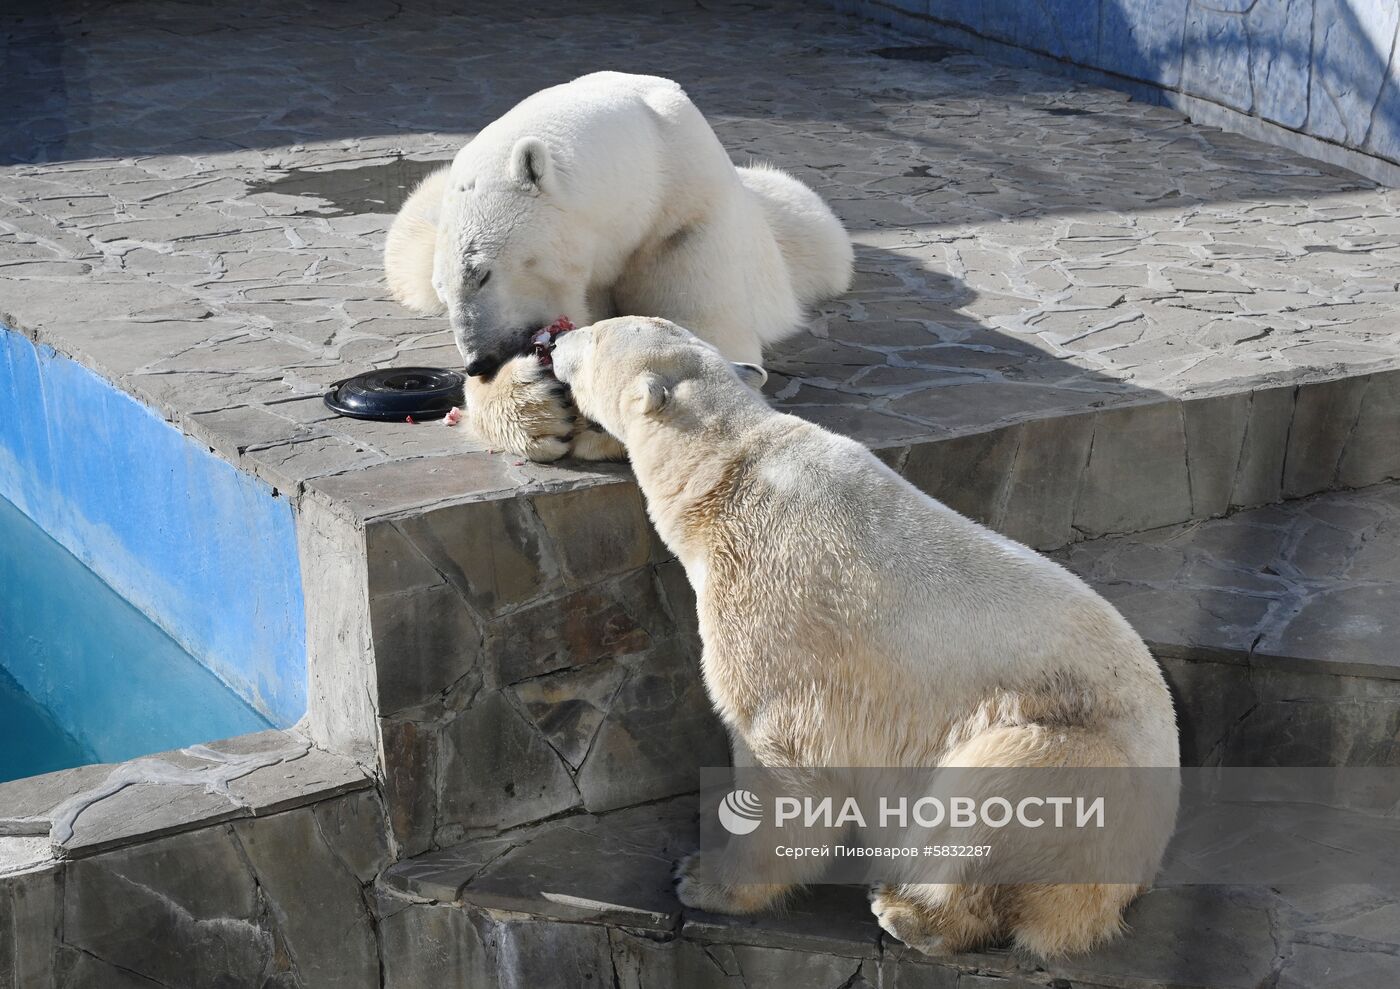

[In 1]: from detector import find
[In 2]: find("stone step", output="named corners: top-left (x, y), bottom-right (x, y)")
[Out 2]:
top-left (375, 797), bottom-right (1400, 988)
top-left (1054, 481), bottom-right (1400, 767)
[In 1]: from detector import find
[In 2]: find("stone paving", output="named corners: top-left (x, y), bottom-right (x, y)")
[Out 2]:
top-left (5, 0), bottom-right (1400, 523)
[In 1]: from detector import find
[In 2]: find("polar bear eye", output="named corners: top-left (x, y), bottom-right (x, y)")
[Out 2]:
top-left (477, 270), bottom-right (491, 288)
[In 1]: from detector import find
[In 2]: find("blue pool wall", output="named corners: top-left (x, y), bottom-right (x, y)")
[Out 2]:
top-left (0, 496), bottom-right (271, 777)
top-left (833, 0), bottom-right (1400, 181)
top-left (0, 326), bottom-right (307, 726)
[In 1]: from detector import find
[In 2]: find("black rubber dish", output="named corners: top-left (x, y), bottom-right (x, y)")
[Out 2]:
top-left (323, 367), bottom-right (465, 422)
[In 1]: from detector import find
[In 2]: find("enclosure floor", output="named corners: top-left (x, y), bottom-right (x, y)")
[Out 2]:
top-left (3, 0), bottom-right (1400, 519)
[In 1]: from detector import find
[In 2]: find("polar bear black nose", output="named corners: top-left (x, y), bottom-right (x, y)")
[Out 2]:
top-left (464, 356), bottom-right (498, 378)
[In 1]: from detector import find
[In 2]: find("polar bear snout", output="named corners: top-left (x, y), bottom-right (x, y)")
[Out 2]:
top-left (453, 317), bottom-right (537, 379)
top-left (548, 325), bottom-right (591, 386)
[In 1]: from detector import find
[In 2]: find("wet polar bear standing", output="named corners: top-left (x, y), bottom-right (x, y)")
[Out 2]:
top-left (551, 317), bottom-right (1180, 958)
top-left (385, 71), bottom-right (852, 461)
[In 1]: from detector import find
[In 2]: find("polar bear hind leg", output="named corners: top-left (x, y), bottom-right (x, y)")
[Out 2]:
top-left (874, 723), bottom-right (1143, 958)
top-left (738, 164), bottom-right (853, 315)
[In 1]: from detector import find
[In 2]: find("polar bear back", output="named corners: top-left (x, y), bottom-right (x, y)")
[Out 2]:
top-left (703, 418), bottom-right (1180, 771)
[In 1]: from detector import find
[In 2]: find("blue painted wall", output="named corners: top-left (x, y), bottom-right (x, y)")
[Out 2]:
top-left (0, 496), bottom-right (271, 781)
top-left (0, 326), bottom-right (306, 725)
top-left (838, 0), bottom-right (1400, 174)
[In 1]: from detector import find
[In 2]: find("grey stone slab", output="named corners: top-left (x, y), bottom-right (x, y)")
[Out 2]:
top-left (52, 949), bottom-right (168, 989)
top-left (1047, 887), bottom-right (1276, 989)
top-left (684, 885), bottom-right (882, 959)
top-left (1074, 403), bottom-right (1193, 539)
top-left (1283, 377), bottom-right (1368, 499)
top-left (377, 896), bottom-right (495, 989)
top-left (481, 568), bottom-right (672, 686)
top-left (382, 833), bottom-right (522, 902)
top-left (1230, 386), bottom-right (1295, 509)
top-left (58, 782), bottom-right (243, 859)
top-left (1182, 392), bottom-right (1250, 519)
top-left (530, 483), bottom-right (656, 584)
top-left (901, 425), bottom-right (1019, 529)
top-left (380, 717), bottom-right (441, 859)
top-left (1277, 943), bottom-right (1400, 989)
top-left (725, 945), bottom-right (869, 986)
top-left (63, 826), bottom-right (276, 988)
top-left (22, 730), bottom-right (370, 859)
top-left (0, 865), bottom-right (58, 989)
top-left (370, 583), bottom-right (483, 717)
top-left (311, 788), bottom-right (394, 884)
top-left (482, 916), bottom-right (615, 989)
top-left (1265, 584), bottom-right (1400, 679)
top-left (438, 691), bottom-right (582, 835)
top-left (458, 803), bottom-right (693, 931)
top-left (365, 519), bottom-right (447, 598)
top-left (232, 803), bottom-right (381, 989)
top-left (392, 496), bottom-right (565, 617)
top-left (1337, 370), bottom-right (1400, 488)
top-left (511, 660), bottom-right (630, 770)
top-left (0, 764), bottom-right (113, 836)
top-left (221, 743), bottom-right (373, 818)
top-left (574, 647), bottom-right (729, 814)
top-left (999, 411), bottom-right (1096, 549)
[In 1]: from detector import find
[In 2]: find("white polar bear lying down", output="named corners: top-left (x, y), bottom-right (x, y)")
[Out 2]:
top-left (551, 317), bottom-right (1180, 958)
top-left (385, 71), bottom-right (853, 462)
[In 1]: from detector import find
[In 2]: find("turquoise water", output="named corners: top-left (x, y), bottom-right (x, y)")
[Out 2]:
top-left (0, 495), bottom-right (271, 784)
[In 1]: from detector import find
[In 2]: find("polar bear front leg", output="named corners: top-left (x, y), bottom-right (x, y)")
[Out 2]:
top-left (464, 357), bottom-right (626, 462)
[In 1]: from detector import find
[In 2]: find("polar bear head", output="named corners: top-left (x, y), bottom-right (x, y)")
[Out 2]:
top-left (552, 316), bottom-right (767, 445)
top-left (426, 137), bottom-right (591, 379)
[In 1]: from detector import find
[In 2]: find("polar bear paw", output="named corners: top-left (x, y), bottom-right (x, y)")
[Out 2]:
top-left (568, 423), bottom-right (627, 462)
top-left (464, 356), bottom-right (627, 463)
top-left (464, 355), bottom-right (576, 462)
top-left (673, 852), bottom-right (748, 914)
top-left (870, 886), bottom-right (949, 956)
top-left (673, 852), bottom-right (789, 915)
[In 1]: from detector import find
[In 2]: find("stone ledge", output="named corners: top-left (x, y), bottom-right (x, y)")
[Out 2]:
top-left (0, 729), bottom-right (372, 860)
top-left (1055, 482), bottom-right (1400, 682)
top-left (377, 796), bottom-right (1400, 989)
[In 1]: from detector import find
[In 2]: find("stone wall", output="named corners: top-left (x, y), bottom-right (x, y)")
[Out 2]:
top-left (365, 482), bottom-right (728, 857)
top-left (0, 731), bottom-right (390, 989)
top-left (831, 0), bottom-right (1400, 185)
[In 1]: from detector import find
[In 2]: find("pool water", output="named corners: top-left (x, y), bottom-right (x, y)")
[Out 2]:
top-left (0, 495), bottom-right (271, 784)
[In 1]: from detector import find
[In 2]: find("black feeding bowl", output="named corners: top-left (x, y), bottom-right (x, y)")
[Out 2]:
top-left (323, 367), bottom-right (465, 422)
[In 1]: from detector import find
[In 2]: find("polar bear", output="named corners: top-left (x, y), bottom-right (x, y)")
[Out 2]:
top-left (384, 71), bottom-right (852, 461)
top-left (550, 317), bottom-right (1181, 959)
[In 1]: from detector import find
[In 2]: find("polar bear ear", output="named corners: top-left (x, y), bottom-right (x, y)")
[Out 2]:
top-left (509, 137), bottom-right (552, 191)
top-left (732, 362), bottom-right (768, 391)
top-left (633, 373), bottom-right (671, 416)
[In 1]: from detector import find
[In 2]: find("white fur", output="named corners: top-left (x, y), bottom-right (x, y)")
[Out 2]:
top-left (384, 72), bottom-right (852, 460)
top-left (553, 318), bottom-right (1181, 958)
